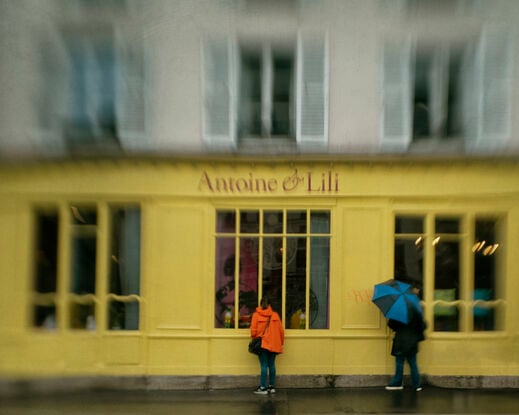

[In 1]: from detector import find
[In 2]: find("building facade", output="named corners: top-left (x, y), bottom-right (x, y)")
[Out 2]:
top-left (1, 0), bottom-right (519, 390)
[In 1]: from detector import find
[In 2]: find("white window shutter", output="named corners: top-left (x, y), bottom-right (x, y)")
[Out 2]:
top-left (85, 41), bottom-right (102, 132)
top-left (115, 28), bottom-right (146, 151)
top-left (296, 31), bottom-right (328, 149)
top-left (37, 31), bottom-right (70, 154)
top-left (461, 41), bottom-right (478, 145)
top-left (429, 45), bottom-right (449, 138)
top-left (380, 38), bottom-right (412, 151)
top-left (474, 27), bottom-right (513, 151)
top-left (203, 37), bottom-right (237, 150)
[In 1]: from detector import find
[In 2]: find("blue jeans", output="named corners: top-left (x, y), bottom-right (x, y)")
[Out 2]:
top-left (389, 354), bottom-right (421, 388)
top-left (258, 350), bottom-right (277, 388)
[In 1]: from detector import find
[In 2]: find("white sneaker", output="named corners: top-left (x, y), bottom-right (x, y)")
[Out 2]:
top-left (254, 387), bottom-right (268, 395)
top-left (385, 385), bottom-right (403, 390)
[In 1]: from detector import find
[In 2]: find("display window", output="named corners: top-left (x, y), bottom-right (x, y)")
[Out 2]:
top-left (215, 208), bottom-right (330, 329)
top-left (394, 213), bottom-right (505, 332)
top-left (31, 203), bottom-right (141, 331)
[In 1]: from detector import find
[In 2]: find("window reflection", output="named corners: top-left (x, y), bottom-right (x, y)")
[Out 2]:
top-left (264, 210), bottom-right (283, 234)
top-left (71, 235), bottom-right (96, 295)
top-left (473, 219), bottom-right (498, 331)
top-left (394, 215), bottom-right (424, 290)
top-left (434, 240), bottom-right (460, 331)
top-left (215, 237), bottom-right (236, 327)
top-left (240, 210), bottom-right (259, 233)
top-left (310, 236), bottom-right (330, 329)
top-left (108, 207), bottom-right (141, 330)
top-left (34, 211), bottom-right (58, 295)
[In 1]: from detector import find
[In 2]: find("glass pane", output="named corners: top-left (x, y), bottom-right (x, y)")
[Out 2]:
top-left (238, 50), bottom-right (261, 138)
top-left (394, 239), bottom-right (424, 289)
top-left (69, 302), bottom-right (95, 330)
top-left (108, 300), bottom-right (139, 330)
top-left (310, 237), bottom-right (330, 329)
top-left (71, 235), bottom-right (96, 294)
top-left (109, 207), bottom-right (140, 295)
top-left (34, 211), bottom-right (58, 293)
top-left (310, 211), bottom-right (330, 233)
top-left (215, 237), bottom-right (236, 328)
top-left (262, 237), bottom-right (283, 315)
top-left (434, 241), bottom-right (460, 331)
top-left (473, 219), bottom-right (498, 331)
top-left (238, 238), bottom-right (259, 328)
top-left (436, 217), bottom-right (460, 233)
top-left (240, 210), bottom-right (259, 233)
top-left (264, 210), bottom-right (283, 233)
top-left (395, 216), bottom-right (423, 234)
top-left (271, 53), bottom-right (294, 136)
top-left (33, 305), bottom-right (56, 329)
top-left (216, 210), bottom-right (236, 233)
top-left (287, 210), bottom-right (306, 233)
top-left (286, 237), bottom-right (306, 328)
top-left (71, 206), bottom-right (97, 225)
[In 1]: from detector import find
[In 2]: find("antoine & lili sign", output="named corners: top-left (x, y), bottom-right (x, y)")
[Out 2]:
top-left (198, 169), bottom-right (339, 194)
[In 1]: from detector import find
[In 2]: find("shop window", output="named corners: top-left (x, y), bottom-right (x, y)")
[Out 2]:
top-left (473, 218), bottom-right (502, 331)
top-left (394, 213), bottom-right (505, 332)
top-left (32, 209), bottom-right (59, 329)
top-left (394, 215), bottom-right (424, 290)
top-left (107, 207), bottom-right (141, 330)
top-left (215, 209), bottom-right (330, 329)
top-left (31, 204), bottom-right (141, 331)
top-left (433, 217), bottom-right (461, 331)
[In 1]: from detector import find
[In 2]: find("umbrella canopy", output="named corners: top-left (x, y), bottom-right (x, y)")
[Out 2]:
top-left (372, 279), bottom-right (422, 324)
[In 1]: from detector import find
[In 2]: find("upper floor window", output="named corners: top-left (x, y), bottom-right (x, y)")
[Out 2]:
top-left (31, 204), bottom-right (141, 331)
top-left (215, 209), bottom-right (331, 330)
top-left (412, 44), bottom-right (463, 140)
top-left (203, 33), bottom-right (328, 151)
top-left (238, 43), bottom-right (295, 140)
top-left (394, 213), bottom-right (505, 332)
top-left (381, 28), bottom-right (513, 152)
top-left (65, 32), bottom-right (119, 151)
top-left (38, 26), bottom-right (146, 154)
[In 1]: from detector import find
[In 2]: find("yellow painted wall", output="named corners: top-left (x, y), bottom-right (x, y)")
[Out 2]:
top-left (0, 158), bottom-right (518, 379)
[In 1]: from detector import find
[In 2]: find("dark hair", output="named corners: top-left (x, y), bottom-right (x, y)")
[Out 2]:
top-left (260, 296), bottom-right (270, 309)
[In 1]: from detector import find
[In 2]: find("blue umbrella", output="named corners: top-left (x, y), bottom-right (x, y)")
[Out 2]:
top-left (372, 279), bottom-right (422, 324)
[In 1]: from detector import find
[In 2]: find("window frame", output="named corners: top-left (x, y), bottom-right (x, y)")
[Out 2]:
top-left (237, 40), bottom-right (297, 142)
top-left (393, 211), bottom-right (507, 334)
top-left (214, 206), bottom-right (332, 331)
top-left (29, 201), bottom-right (143, 333)
top-left (203, 31), bottom-right (329, 151)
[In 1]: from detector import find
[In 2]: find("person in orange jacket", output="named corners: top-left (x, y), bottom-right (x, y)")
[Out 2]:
top-left (250, 296), bottom-right (284, 395)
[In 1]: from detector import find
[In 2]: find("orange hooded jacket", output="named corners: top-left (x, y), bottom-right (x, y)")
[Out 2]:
top-left (250, 305), bottom-right (284, 354)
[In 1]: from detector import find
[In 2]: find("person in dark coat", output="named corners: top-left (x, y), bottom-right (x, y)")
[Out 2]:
top-left (385, 306), bottom-right (427, 391)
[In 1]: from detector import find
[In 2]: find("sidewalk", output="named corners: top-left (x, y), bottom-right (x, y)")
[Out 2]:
top-left (1, 386), bottom-right (518, 414)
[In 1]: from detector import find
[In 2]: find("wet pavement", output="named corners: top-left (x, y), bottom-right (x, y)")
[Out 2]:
top-left (1, 387), bottom-right (518, 414)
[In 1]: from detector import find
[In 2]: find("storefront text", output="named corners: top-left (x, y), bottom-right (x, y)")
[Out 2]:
top-left (198, 169), bottom-right (339, 194)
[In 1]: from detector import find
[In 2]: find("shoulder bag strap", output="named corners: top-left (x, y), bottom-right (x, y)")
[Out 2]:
top-left (260, 316), bottom-right (272, 337)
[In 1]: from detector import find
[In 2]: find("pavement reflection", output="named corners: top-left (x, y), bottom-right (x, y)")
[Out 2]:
top-left (1, 387), bottom-right (518, 414)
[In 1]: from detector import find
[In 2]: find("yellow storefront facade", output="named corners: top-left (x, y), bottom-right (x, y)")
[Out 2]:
top-left (1, 157), bottom-right (518, 390)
